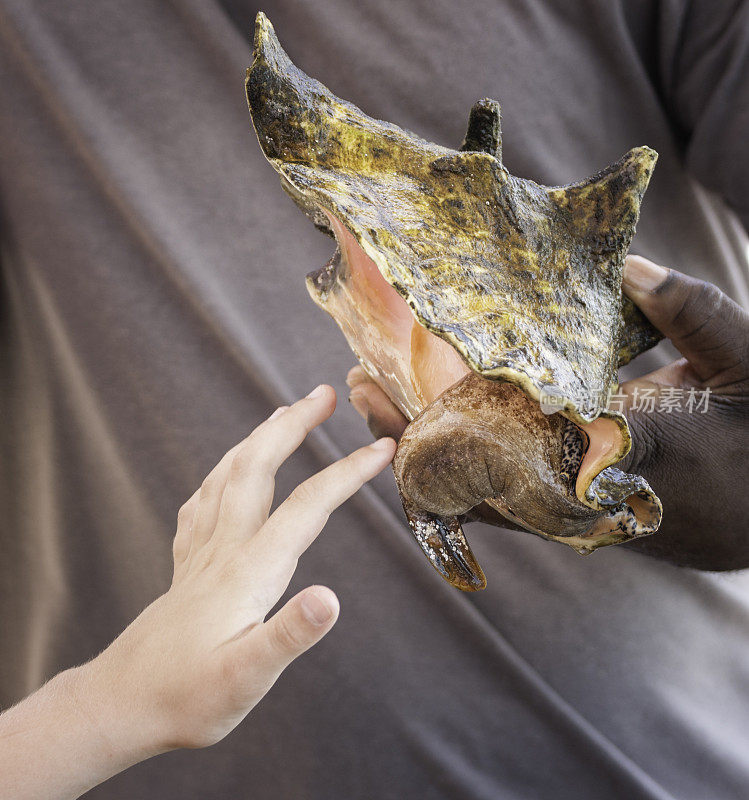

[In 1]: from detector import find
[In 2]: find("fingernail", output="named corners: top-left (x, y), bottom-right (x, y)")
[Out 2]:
top-left (370, 437), bottom-right (395, 451)
top-left (349, 391), bottom-right (369, 419)
top-left (306, 384), bottom-right (326, 399)
top-left (301, 591), bottom-right (336, 626)
top-left (623, 256), bottom-right (668, 293)
top-left (269, 406), bottom-right (289, 420)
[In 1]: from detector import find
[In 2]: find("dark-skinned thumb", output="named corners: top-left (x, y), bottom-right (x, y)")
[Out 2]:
top-left (623, 256), bottom-right (749, 385)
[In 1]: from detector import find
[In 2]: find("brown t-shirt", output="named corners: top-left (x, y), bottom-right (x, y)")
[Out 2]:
top-left (1, 0), bottom-right (748, 797)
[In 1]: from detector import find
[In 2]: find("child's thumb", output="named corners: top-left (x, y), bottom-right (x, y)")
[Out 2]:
top-left (254, 586), bottom-right (340, 677)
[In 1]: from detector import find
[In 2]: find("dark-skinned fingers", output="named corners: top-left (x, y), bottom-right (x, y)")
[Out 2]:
top-left (619, 399), bottom-right (749, 569)
top-left (346, 365), bottom-right (372, 389)
top-left (617, 363), bottom-right (702, 414)
top-left (252, 438), bottom-right (396, 566)
top-left (623, 256), bottom-right (749, 386)
top-left (211, 386), bottom-right (337, 545)
top-left (346, 365), bottom-right (409, 439)
top-left (619, 377), bottom-right (731, 477)
top-left (349, 383), bottom-right (409, 441)
top-left (624, 358), bottom-right (701, 392)
top-left (617, 376), bottom-right (701, 474)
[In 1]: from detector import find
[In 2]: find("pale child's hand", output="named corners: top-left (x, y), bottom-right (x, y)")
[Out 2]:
top-left (0, 385), bottom-right (396, 800)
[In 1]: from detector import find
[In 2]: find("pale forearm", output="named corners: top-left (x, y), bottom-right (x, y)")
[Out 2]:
top-left (0, 663), bottom-right (157, 800)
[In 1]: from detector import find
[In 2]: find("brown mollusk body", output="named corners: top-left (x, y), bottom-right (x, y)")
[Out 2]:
top-left (246, 12), bottom-right (663, 591)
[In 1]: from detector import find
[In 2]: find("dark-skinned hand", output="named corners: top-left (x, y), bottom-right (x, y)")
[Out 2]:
top-left (348, 256), bottom-right (749, 570)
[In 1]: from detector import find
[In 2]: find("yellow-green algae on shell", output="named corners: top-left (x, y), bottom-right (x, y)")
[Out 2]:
top-left (246, 12), bottom-right (660, 426)
top-left (246, 13), bottom-right (663, 590)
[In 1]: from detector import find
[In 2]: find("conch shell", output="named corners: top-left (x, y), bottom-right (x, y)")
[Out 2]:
top-left (246, 13), bottom-right (663, 590)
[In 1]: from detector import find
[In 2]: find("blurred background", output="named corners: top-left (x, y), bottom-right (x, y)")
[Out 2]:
top-left (1, 1), bottom-right (747, 798)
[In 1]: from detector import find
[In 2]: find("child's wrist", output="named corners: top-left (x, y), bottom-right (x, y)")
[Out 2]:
top-left (0, 664), bottom-right (166, 799)
top-left (63, 656), bottom-right (167, 772)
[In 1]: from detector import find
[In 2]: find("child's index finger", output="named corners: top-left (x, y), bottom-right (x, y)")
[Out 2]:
top-left (251, 438), bottom-right (397, 563)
